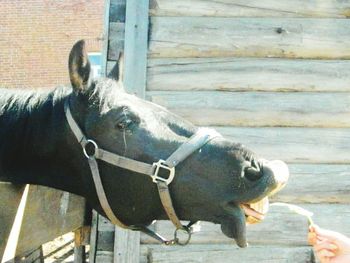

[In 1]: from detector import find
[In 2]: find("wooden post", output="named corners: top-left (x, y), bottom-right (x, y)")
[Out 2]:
top-left (74, 226), bottom-right (91, 263)
top-left (114, 228), bottom-right (140, 263)
top-left (88, 211), bottom-right (99, 263)
top-left (101, 0), bottom-right (111, 77)
top-left (123, 0), bottom-right (150, 99)
top-left (112, 0), bottom-right (150, 261)
top-left (90, 0), bottom-right (150, 262)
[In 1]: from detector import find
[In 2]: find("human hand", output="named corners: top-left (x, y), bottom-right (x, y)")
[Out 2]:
top-left (308, 225), bottom-right (350, 263)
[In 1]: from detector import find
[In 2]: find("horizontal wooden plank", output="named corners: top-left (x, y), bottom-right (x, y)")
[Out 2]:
top-left (0, 184), bottom-right (86, 258)
top-left (150, 0), bottom-right (350, 18)
top-left (215, 127), bottom-right (350, 164)
top-left (147, 245), bottom-right (313, 263)
top-left (148, 91), bottom-right (350, 128)
top-left (95, 251), bottom-right (113, 263)
top-left (141, 204), bottom-right (350, 246)
top-left (147, 58), bottom-right (350, 92)
top-left (271, 164), bottom-right (350, 204)
top-left (148, 17), bottom-right (350, 59)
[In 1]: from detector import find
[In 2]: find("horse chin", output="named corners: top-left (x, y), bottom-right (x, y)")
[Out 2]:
top-left (220, 204), bottom-right (248, 248)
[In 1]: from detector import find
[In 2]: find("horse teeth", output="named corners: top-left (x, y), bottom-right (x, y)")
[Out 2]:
top-left (250, 197), bottom-right (269, 215)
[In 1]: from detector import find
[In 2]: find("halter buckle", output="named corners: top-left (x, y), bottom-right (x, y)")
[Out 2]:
top-left (151, 160), bottom-right (175, 185)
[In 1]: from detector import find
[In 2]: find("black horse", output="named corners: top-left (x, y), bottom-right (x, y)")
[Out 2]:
top-left (0, 40), bottom-right (288, 247)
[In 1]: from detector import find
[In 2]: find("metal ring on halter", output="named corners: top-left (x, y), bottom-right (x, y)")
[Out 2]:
top-left (83, 139), bottom-right (99, 159)
top-left (173, 227), bottom-right (192, 246)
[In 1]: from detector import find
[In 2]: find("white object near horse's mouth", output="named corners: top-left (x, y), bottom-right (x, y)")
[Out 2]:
top-left (270, 202), bottom-right (314, 225)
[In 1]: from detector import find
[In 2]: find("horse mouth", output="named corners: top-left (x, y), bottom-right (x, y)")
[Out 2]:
top-left (241, 197), bottom-right (269, 224)
top-left (221, 160), bottom-right (289, 247)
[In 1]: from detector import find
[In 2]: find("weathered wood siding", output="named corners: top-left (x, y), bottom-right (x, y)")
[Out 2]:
top-left (147, 17), bottom-right (350, 59)
top-left (0, 184), bottom-right (85, 260)
top-left (149, 0), bottom-right (350, 18)
top-left (105, 0), bottom-right (350, 262)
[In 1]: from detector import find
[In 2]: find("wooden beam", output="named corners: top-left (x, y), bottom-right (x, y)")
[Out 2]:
top-left (88, 211), bottom-right (99, 263)
top-left (0, 185), bottom-right (85, 260)
top-left (123, 0), bottom-right (150, 98)
top-left (147, 58), bottom-right (350, 92)
top-left (101, 0), bottom-right (111, 77)
top-left (272, 164), bottom-right (350, 204)
top-left (148, 91), bottom-right (350, 128)
top-left (146, 17), bottom-right (350, 59)
top-left (150, 0), bottom-right (350, 18)
top-left (110, 0), bottom-right (126, 23)
top-left (107, 1), bottom-right (150, 262)
top-left (114, 228), bottom-right (140, 263)
top-left (215, 127), bottom-right (350, 164)
top-left (108, 22), bottom-right (125, 61)
top-left (147, 245), bottom-right (313, 263)
top-left (0, 183), bottom-right (25, 260)
top-left (74, 226), bottom-right (90, 263)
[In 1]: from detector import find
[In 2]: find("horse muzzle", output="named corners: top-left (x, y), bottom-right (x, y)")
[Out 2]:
top-left (242, 160), bottom-right (289, 224)
top-left (221, 159), bottom-right (289, 247)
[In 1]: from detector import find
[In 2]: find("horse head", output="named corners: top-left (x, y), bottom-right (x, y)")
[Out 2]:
top-left (63, 40), bottom-right (289, 247)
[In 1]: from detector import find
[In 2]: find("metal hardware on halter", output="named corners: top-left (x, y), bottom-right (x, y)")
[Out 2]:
top-left (151, 160), bottom-right (175, 185)
top-left (173, 226), bottom-right (192, 246)
top-left (83, 139), bottom-right (98, 159)
top-left (136, 221), bottom-right (197, 246)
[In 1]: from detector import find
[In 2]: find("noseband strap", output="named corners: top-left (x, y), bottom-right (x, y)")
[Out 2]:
top-left (64, 99), bottom-right (221, 245)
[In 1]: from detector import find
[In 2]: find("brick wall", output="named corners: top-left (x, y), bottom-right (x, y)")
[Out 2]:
top-left (0, 0), bottom-right (104, 89)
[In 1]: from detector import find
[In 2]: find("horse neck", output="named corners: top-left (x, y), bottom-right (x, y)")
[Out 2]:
top-left (0, 88), bottom-right (86, 196)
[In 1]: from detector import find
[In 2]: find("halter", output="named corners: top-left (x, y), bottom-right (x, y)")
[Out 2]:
top-left (64, 99), bottom-right (222, 245)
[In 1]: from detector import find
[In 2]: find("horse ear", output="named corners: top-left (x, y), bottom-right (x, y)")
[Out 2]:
top-left (107, 51), bottom-right (124, 83)
top-left (68, 40), bottom-right (91, 93)
top-left (117, 51), bottom-right (124, 83)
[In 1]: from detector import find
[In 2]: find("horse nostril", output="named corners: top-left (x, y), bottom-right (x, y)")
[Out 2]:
top-left (244, 167), bottom-right (262, 181)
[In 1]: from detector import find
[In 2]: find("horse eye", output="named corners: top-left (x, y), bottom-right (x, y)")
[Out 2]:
top-left (116, 118), bottom-right (133, 130)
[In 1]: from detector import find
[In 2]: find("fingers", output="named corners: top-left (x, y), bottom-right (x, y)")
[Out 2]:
top-left (314, 240), bottom-right (338, 253)
top-left (312, 225), bottom-right (341, 242)
top-left (308, 231), bottom-right (317, 245)
top-left (315, 247), bottom-right (336, 263)
top-left (313, 239), bottom-right (338, 263)
top-left (317, 253), bottom-right (331, 263)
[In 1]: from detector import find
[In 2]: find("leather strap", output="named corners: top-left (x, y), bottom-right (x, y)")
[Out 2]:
top-left (157, 181), bottom-right (183, 229)
top-left (97, 148), bottom-right (154, 176)
top-left (159, 128), bottom-right (221, 230)
top-left (88, 158), bottom-right (128, 228)
top-left (64, 99), bottom-right (86, 144)
top-left (164, 128), bottom-right (221, 168)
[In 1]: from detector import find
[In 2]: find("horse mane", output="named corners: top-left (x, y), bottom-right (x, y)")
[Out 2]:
top-left (0, 78), bottom-right (123, 127)
top-left (0, 86), bottom-right (69, 119)
top-left (0, 86), bottom-right (70, 169)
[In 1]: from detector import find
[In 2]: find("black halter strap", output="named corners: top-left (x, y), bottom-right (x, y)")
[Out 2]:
top-left (64, 98), bottom-right (221, 245)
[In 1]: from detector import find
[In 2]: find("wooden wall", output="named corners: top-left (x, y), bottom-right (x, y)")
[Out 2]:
top-left (0, 184), bottom-right (86, 261)
top-left (106, 0), bottom-right (350, 262)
